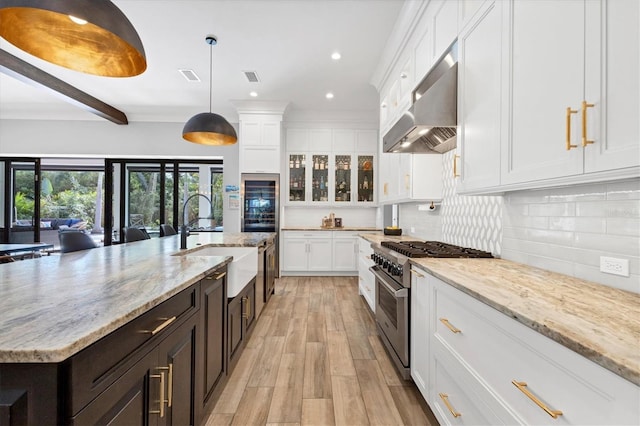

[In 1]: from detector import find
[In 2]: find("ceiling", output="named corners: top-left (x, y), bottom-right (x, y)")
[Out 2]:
top-left (0, 0), bottom-right (403, 124)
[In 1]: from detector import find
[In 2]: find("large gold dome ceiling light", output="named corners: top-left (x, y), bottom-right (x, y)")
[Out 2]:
top-left (182, 35), bottom-right (237, 146)
top-left (0, 0), bottom-right (146, 77)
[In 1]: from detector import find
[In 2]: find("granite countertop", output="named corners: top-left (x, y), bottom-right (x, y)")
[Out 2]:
top-left (0, 232), bottom-right (272, 363)
top-left (178, 231), bottom-right (276, 254)
top-left (358, 232), bottom-right (422, 244)
top-left (411, 258), bottom-right (640, 386)
top-left (282, 227), bottom-right (381, 231)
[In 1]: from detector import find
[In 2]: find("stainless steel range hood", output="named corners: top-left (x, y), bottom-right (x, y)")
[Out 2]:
top-left (383, 41), bottom-right (458, 154)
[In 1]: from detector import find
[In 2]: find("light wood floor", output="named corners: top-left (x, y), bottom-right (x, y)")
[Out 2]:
top-left (205, 276), bottom-right (439, 426)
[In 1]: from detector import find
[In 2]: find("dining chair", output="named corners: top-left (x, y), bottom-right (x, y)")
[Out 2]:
top-left (123, 227), bottom-right (150, 243)
top-left (160, 224), bottom-right (177, 236)
top-left (59, 231), bottom-right (98, 253)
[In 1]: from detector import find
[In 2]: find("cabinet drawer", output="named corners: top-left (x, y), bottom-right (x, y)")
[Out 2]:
top-left (67, 284), bottom-right (199, 415)
top-left (283, 230), bottom-right (332, 239)
top-left (433, 281), bottom-right (640, 425)
top-left (430, 341), bottom-right (507, 426)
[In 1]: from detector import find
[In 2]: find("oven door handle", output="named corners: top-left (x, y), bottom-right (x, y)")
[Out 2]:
top-left (370, 266), bottom-right (408, 298)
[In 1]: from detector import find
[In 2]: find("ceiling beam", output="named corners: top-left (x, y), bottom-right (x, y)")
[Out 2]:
top-left (0, 49), bottom-right (128, 125)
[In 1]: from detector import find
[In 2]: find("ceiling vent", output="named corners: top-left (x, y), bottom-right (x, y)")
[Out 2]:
top-left (179, 69), bottom-right (201, 82)
top-left (243, 70), bottom-right (260, 83)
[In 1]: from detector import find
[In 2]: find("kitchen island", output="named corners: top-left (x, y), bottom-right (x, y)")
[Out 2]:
top-left (0, 232), bottom-right (274, 425)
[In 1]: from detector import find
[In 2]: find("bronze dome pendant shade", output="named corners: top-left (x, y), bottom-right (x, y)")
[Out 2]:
top-left (182, 35), bottom-right (237, 146)
top-left (0, 0), bottom-right (146, 77)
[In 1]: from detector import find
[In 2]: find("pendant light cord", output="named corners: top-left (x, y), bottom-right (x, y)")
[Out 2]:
top-left (209, 41), bottom-right (213, 113)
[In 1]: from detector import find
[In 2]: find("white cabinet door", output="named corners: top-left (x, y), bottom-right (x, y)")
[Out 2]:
top-left (432, 0), bottom-right (459, 60)
top-left (282, 238), bottom-right (309, 271)
top-left (356, 130), bottom-right (378, 153)
top-left (332, 237), bottom-right (358, 271)
top-left (410, 267), bottom-right (430, 401)
top-left (502, 0), bottom-right (585, 184)
top-left (457, 0), bottom-right (504, 192)
top-left (286, 128), bottom-right (310, 151)
top-left (241, 147), bottom-right (280, 173)
top-left (584, 0), bottom-right (640, 173)
top-left (458, 0), bottom-right (486, 32)
top-left (402, 154), bottom-right (443, 201)
top-left (308, 239), bottom-right (332, 271)
top-left (333, 129), bottom-right (356, 152)
top-left (261, 121), bottom-right (280, 146)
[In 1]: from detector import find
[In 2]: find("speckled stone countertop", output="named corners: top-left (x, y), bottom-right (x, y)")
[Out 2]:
top-left (282, 227), bottom-right (381, 231)
top-left (0, 232), bottom-right (273, 363)
top-left (178, 231), bottom-right (276, 254)
top-left (411, 258), bottom-right (640, 386)
top-left (358, 232), bottom-right (422, 244)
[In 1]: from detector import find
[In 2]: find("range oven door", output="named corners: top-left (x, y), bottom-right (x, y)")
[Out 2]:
top-left (370, 265), bottom-right (409, 369)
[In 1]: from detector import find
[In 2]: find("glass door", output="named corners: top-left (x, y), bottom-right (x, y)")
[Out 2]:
top-left (334, 154), bottom-right (352, 203)
top-left (242, 175), bottom-right (278, 232)
top-left (311, 154), bottom-right (329, 202)
top-left (7, 159), bottom-right (40, 243)
top-left (357, 155), bottom-right (375, 203)
top-left (288, 153), bottom-right (306, 202)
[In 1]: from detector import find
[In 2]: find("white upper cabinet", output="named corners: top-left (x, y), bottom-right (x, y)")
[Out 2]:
top-left (583, 0), bottom-right (640, 174)
top-left (239, 113), bottom-right (282, 173)
top-left (380, 153), bottom-right (443, 204)
top-left (502, 0), bottom-right (586, 184)
top-left (456, 0), bottom-right (505, 192)
top-left (501, 0), bottom-right (639, 188)
top-left (431, 0), bottom-right (459, 60)
top-left (458, 0), bottom-right (486, 33)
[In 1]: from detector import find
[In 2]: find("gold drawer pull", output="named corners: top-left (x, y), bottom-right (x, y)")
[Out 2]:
top-left (206, 271), bottom-right (226, 280)
top-left (149, 371), bottom-right (166, 417)
top-left (581, 100), bottom-right (595, 147)
top-left (512, 380), bottom-right (563, 419)
top-left (410, 269), bottom-right (424, 278)
top-left (439, 393), bottom-right (461, 418)
top-left (440, 318), bottom-right (461, 333)
top-left (158, 364), bottom-right (173, 407)
top-left (453, 154), bottom-right (460, 177)
top-left (565, 107), bottom-right (578, 150)
top-left (147, 316), bottom-right (177, 335)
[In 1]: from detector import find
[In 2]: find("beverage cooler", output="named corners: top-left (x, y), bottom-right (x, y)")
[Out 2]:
top-left (241, 174), bottom-right (279, 233)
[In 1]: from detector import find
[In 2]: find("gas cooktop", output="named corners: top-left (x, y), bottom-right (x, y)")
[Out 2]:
top-left (380, 241), bottom-right (493, 259)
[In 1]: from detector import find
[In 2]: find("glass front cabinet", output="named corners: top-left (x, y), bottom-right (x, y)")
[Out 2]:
top-left (287, 152), bottom-right (375, 205)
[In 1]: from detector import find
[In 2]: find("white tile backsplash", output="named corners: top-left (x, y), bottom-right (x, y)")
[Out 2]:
top-left (395, 149), bottom-right (639, 293)
top-left (502, 178), bottom-right (640, 293)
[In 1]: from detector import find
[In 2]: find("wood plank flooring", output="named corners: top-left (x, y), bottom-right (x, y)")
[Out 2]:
top-left (206, 276), bottom-right (438, 426)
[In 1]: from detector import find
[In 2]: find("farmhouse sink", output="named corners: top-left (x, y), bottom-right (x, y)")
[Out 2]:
top-left (182, 246), bottom-right (257, 297)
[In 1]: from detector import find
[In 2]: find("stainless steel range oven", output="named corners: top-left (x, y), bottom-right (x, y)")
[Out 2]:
top-left (370, 240), bottom-right (493, 380)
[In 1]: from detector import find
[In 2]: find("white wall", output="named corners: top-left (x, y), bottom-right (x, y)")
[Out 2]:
top-left (398, 150), bottom-right (639, 293)
top-left (0, 118), bottom-right (241, 232)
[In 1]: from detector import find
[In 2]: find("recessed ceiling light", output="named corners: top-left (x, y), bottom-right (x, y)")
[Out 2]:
top-left (249, 91), bottom-right (258, 97)
top-left (326, 92), bottom-right (334, 99)
top-left (331, 52), bottom-right (341, 60)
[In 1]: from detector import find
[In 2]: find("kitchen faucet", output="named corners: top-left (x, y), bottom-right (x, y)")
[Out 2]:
top-left (180, 193), bottom-right (212, 249)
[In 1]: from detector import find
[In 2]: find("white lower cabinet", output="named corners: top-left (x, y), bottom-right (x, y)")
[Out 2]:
top-left (412, 268), bottom-right (640, 425)
top-left (410, 267), bottom-right (429, 401)
top-left (282, 231), bottom-right (363, 274)
top-left (332, 232), bottom-right (358, 271)
top-left (358, 237), bottom-right (375, 312)
top-left (282, 231), bottom-right (332, 272)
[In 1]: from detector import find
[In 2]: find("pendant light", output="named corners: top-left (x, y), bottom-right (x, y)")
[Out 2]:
top-left (182, 35), bottom-right (237, 146)
top-left (0, 0), bottom-right (146, 77)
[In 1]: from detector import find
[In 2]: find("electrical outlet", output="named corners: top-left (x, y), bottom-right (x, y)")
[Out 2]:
top-left (600, 256), bottom-right (629, 277)
top-left (410, 227), bottom-right (415, 234)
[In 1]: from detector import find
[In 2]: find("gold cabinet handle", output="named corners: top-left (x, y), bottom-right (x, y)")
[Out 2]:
top-left (512, 380), bottom-right (563, 419)
top-left (453, 154), bottom-right (460, 177)
top-left (146, 316), bottom-right (177, 335)
top-left (158, 364), bottom-right (173, 407)
top-left (383, 182), bottom-right (388, 196)
top-left (242, 296), bottom-right (251, 319)
top-left (581, 100), bottom-right (595, 147)
top-left (149, 371), bottom-right (166, 417)
top-left (439, 393), bottom-right (461, 418)
top-left (405, 174), bottom-right (410, 190)
top-left (565, 107), bottom-right (578, 150)
top-left (440, 318), bottom-right (461, 334)
top-left (410, 269), bottom-right (424, 278)
top-left (206, 271), bottom-right (226, 280)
